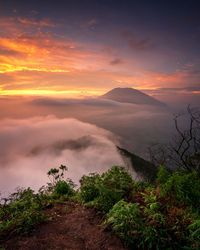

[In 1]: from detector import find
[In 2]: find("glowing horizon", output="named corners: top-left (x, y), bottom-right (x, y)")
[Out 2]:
top-left (0, 1), bottom-right (200, 100)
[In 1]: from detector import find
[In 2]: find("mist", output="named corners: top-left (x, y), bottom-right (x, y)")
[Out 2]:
top-left (0, 96), bottom-right (175, 157)
top-left (0, 95), bottom-right (183, 196)
top-left (0, 116), bottom-right (124, 196)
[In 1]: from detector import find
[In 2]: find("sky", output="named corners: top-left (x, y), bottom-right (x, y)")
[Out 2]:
top-left (0, 0), bottom-right (200, 101)
top-left (1, 0), bottom-right (200, 194)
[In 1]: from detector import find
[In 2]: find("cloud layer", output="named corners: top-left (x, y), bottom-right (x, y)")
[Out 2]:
top-left (0, 117), bottom-right (124, 196)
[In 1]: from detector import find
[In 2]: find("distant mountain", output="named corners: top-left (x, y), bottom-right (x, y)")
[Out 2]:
top-left (101, 88), bottom-right (166, 106)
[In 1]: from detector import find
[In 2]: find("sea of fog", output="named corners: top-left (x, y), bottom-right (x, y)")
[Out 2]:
top-left (0, 97), bottom-right (179, 196)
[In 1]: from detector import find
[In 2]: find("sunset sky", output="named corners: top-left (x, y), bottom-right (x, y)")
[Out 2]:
top-left (0, 0), bottom-right (200, 100)
top-left (1, 0), bottom-right (200, 194)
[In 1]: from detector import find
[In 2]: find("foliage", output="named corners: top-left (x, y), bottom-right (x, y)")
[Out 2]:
top-left (80, 166), bottom-right (133, 213)
top-left (188, 219), bottom-right (200, 247)
top-left (1, 163), bottom-right (200, 249)
top-left (46, 165), bottom-right (75, 197)
top-left (92, 184), bottom-right (123, 213)
top-left (100, 166), bottom-right (133, 192)
top-left (132, 181), bottom-right (152, 192)
top-left (160, 170), bottom-right (200, 209)
top-left (105, 200), bottom-right (141, 244)
top-left (47, 164), bottom-right (67, 184)
top-left (0, 165), bottom-right (76, 242)
top-left (103, 166), bottom-right (200, 249)
top-left (78, 165), bottom-right (200, 248)
top-left (105, 188), bottom-right (196, 249)
top-left (79, 173), bottom-right (100, 202)
top-left (156, 165), bottom-right (170, 185)
top-left (0, 188), bottom-right (46, 242)
top-left (54, 180), bottom-right (73, 196)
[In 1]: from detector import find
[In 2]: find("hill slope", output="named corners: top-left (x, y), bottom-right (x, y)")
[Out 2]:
top-left (118, 146), bottom-right (158, 182)
top-left (101, 88), bottom-right (166, 106)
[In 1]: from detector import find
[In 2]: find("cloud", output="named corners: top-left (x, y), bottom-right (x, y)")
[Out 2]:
top-left (121, 31), bottom-right (155, 51)
top-left (110, 58), bottom-right (124, 65)
top-left (185, 63), bottom-right (195, 68)
top-left (0, 69), bottom-right (131, 96)
top-left (80, 18), bottom-right (98, 29)
top-left (143, 86), bottom-right (200, 95)
top-left (0, 33), bottom-right (81, 73)
top-left (88, 18), bottom-right (97, 26)
top-left (128, 38), bottom-right (154, 51)
top-left (17, 17), bottom-right (56, 27)
top-left (0, 16), bottom-right (56, 34)
top-left (29, 135), bottom-right (106, 156)
top-left (0, 47), bottom-right (25, 57)
top-left (142, 86), bottom-right (200, 107)
top-left (0, 16), bottom-right (107, 76)
top-left (0, 96), bottom-right (177, 198)
top-left (1, 64), bottom-right (200, 99)
top-left (27, 96), bottom-right (174, 156)
top-left (31, 97), bottom-right (120, 107)
top-left (0, 16), bottom-right (199, 98)
top-left (0, 117), bottom-right (124, 196)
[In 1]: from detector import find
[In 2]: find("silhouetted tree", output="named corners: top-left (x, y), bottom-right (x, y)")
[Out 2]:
top-left (170, 105), bottom-right (200, 172)
top-left (149, 105), bottom-right (200, 173)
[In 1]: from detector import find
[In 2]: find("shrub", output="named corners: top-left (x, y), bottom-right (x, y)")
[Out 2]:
top-left (105, 200), bottom-right (141, 244)
top-left (188, 219), bottom-right (200, 248)
top-left (80, 166), bottom-right (134, 213)
top-left (100, 166), bottom-right (133, 193)
top-left (161, 171), bottom-right (200, 209)
top-left (0, 188), bottom-right (46, 241)
top-left (46, 165), bottom-right (75, 196)
top-left (79, 173), bottom-right (100, 202)
top-left (156, 165), bottom-right (170, 185)
top-left (105, 183), bottom-right (197, 249)
top-left (54, 181), bottom-right (73, 196)
top-left (93, 184), bottom-right (123, 213)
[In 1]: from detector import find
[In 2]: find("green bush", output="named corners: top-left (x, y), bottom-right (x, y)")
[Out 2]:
top-left (100, 166), bottom-right (133, 193)
top-left (105, 200), bottom-right (141, 244)
top-left (79, 173), bottom-right (100, 202)
top-left (0, 165), bottom-right (76, 241)
top-left (54, 181), bottom-right (73, 196)
top-left (80, 166), bottom-right (134, 213)
top-left (0, 188), bottom-right (46, 241)
top-left (105, 188), bottom-right (196, 249)
top-left (93, 184), bottom-right (123, 213)
top-left (156, 165), bottom-right (170, 185)
top-left (188, 219), bottom-right (200, 248)
top-left (46, 165), bottom-right (75, 197)
top-left (160, 170), bottom-right (200, 208)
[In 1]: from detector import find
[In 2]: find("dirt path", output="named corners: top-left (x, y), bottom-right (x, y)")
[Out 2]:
top-left (2, 202), bottom-right (128, 250)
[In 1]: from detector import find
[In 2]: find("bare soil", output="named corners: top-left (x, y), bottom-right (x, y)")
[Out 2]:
top-left (1, 202), bottom-right (128, 250)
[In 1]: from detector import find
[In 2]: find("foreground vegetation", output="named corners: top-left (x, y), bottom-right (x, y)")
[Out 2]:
top-left (1, 164), bottom-right (200, 249)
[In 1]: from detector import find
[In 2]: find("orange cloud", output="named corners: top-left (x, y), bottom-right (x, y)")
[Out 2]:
top-left (0, 32), bottom-right (101, 74)
top-left (0, 16), bottom-right (114, 90)
top-left (17, 17), bottom-right (56, 27)
top-left (0, 16), bottom-right (199, 98)
top-left (0, 14), bottom-right (108, 77)
top-left (147, 71), bottom-right (181, 84)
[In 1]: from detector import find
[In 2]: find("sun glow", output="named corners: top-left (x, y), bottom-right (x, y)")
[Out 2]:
top-left (0, 64), bottom-right (70, 73)
top-left (0, 89), bottom-right (105, 98)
